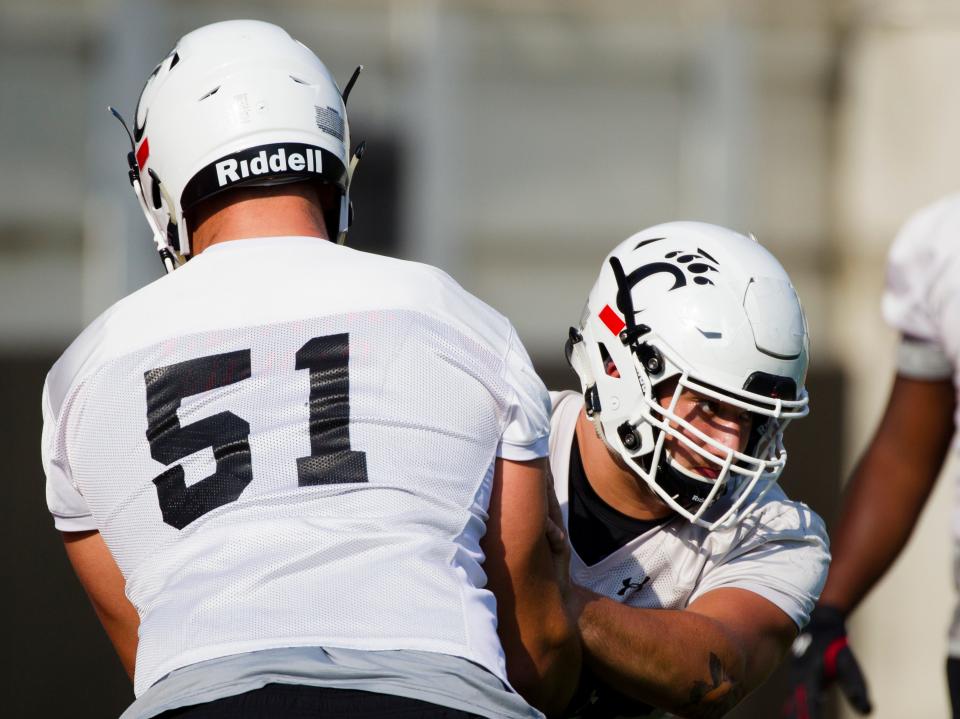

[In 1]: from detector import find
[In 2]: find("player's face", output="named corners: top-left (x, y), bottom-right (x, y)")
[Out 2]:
top-left (656, 381), bottom-right (753, 480)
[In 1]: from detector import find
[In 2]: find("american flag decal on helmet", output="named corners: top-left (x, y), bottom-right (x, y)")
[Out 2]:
top-left (315, 105), bottom-right (344, 141)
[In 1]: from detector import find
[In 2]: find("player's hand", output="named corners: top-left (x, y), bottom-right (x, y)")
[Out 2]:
top-left (783, 605), bottom-right (872, 718)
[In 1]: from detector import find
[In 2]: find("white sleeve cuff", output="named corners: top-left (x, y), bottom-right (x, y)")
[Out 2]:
top-left (52, 513), bottom-right (98, 533)
top-left (896, 337), bottom-right (953, 380)
top-left (496, 435), bottom-right (550, 462)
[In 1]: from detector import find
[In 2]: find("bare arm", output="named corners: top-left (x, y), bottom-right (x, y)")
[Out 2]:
top-left (482, 457), bottom-right (582, 716)
top-left (818, 374), bottom-right (955, 613)
top-left (572, 585), bottom-right (797, 718)
top-left (62, 530), bottom-right (139, 680)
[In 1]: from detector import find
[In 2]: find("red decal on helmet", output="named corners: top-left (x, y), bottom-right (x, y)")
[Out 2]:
top-left (599, 304), bottom-right (625, 336)
top-left (136, 138), bottom-right (150, 170)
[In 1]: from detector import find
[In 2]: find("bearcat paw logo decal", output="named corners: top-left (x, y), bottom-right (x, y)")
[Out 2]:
top-left (661, 248), bottom-right (719, 286)
top-left (610, 238), bottom-right (721, 317)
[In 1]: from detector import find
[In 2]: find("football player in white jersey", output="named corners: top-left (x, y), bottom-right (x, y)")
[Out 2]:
top-left (549, 222), bottom-right (830, 718)
top-left (785, 195), bottom-right (960, 718)
top-left (41, 20), bottom-right (579, 719)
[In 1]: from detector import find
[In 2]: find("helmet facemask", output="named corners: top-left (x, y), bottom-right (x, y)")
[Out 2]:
top-left (629, 349), bottom-right (806, 529)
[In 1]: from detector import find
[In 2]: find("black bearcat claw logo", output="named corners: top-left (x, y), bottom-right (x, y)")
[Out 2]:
top-left (610, 238), bottom-right (721, 317)
top-left (660, 248), bottom-right (720, 287)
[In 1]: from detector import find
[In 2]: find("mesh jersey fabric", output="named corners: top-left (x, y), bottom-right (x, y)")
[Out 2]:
top-left (41, 236), bottom-right (551, 698)
top-left (880, 195), bottom-right (960, 655)
top-left (548, 391), bottom-right (829, 626)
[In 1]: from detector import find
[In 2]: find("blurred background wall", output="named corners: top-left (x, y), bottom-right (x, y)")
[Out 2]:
top-left (3, 0), bottom-right (959, 716)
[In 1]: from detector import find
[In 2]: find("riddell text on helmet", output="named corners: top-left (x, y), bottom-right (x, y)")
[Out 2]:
top-left (180, 142), bottom-right (346, 212)
top-left (215, 147), bottom-right (324, 187)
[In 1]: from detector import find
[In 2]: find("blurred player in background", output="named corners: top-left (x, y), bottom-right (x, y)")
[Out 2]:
top-left (41, 19), bottom-right (579, 719)
top-left (786, 195), bottom-right (960, 718)
top-left (549, 221), bottom-right (829, 718)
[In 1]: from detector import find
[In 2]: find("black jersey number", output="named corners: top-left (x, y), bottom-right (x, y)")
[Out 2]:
top-left (144, 334), bottom-right (368, 530)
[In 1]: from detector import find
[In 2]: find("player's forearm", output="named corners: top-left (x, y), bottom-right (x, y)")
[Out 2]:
top-left (572, 588), bottom-right (750, 719)
top-left (507, 597), bottom-right (582, 717)
top-left (821, 375), bottom-right (954, 613)
top-left (497, 541), bottom-right (582, 716)
top-left (819, 469), bottom-right (930, 613)
top-left (62, 530), bottom-right (139, 681)
top-left (485, 457), bottom-right (582, 715)
top-left (90, 602), bottom-right (139, 680)
top-left (819, 435), bottom-right (945, 612)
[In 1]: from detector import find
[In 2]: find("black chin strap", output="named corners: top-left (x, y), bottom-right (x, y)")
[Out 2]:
top-left (652, 452), bottom-right (724, 509)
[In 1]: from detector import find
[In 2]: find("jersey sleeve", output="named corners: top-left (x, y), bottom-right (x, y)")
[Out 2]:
top-left (882, 203), bottom-right (944, 343)
top-left (881, 201), bottom-right (956, 379)
top-left (688, 502), bottom-right (830, 629)
top-left (42, 377), bottom-right (96, 532)
top-left (894, 335), bottom-right (953, 380)
top-left (497, 327), bottom-right (551, 461)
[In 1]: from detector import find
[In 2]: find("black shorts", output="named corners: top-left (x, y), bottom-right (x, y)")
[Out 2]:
top-left (156, 683), bottom-right (485, 718)
top-left (948, 657), bottom-right (960, 718)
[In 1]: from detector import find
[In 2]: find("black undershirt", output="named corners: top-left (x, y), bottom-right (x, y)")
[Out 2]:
top-left (567, 432), bottom-right (670, 566)
top-left (565, 432), bottom-right (662, 718)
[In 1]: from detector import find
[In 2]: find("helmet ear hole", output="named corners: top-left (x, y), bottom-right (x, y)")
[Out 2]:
top-left (598, 342), bottom-right (620, 378)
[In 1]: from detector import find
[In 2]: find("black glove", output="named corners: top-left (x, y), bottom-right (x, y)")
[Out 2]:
top-left (783, 605), bottom-right (872, 718)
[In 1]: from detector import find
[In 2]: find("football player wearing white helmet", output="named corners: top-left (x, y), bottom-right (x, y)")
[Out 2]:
top-left (42, 20), bottom-right (579, 719)
top-left (548, 222), bottom-right (830, 718)
top-left (785, 194), bottom-right (960, 719)
top-left (109, 18), bottom-right (362, 271)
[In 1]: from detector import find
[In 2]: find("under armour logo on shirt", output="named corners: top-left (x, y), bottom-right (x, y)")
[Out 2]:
top-left (616, 575), bottom-right (651, 597)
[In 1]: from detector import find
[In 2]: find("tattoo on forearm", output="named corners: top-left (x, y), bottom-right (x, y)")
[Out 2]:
top-left (674, 652), bottom-right (745, 719)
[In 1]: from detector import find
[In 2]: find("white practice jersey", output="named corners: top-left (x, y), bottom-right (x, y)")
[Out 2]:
top-left (882, 193), bottom-right (960, 424)
top-left (549, 391), bottom-right (828, 717)
top-left (42, 236), bottom-right (550, 697)
top-left (881, 194), bottom-right (960, 654)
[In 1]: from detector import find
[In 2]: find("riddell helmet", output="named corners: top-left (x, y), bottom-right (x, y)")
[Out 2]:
top-left (115, 20), bottom-right (362, 270)
top-left (566, 221), bottom-right (809, 530)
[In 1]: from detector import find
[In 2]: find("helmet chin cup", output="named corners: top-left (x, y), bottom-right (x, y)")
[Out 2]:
top-left (657, 454), bottom-right (716, 506)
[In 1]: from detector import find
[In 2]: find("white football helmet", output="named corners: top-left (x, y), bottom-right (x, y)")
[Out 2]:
top-left (112, 19), bottom-right (363, 271)
top-left (566, 221), bottom-right (809, 529)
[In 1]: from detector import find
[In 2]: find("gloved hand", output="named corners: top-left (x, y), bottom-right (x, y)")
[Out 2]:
top-left (783, 605), bottom-right (872, 718)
